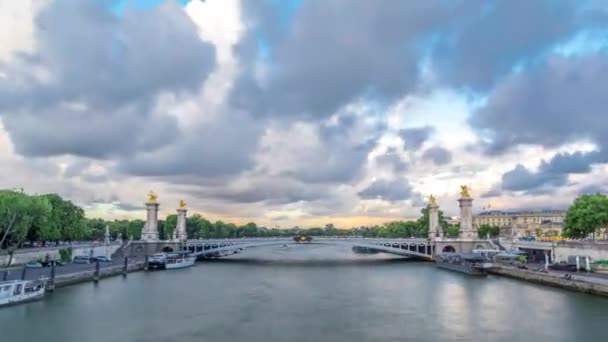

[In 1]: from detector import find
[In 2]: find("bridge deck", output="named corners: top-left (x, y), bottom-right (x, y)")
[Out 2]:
top-left (184, 238), bottom-right (434, 260)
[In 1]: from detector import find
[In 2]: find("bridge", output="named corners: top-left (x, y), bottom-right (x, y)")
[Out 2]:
top-left (183, 237), bottom-right (436, 261)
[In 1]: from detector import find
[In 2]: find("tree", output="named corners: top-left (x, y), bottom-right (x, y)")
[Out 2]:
top-left (417, 206), bottom-right (448, 233)
top-left (164, 214), bottom-right (177, 239)
top-left (43, 194), bottom-right (86, 241)
top-left (240, 222), bottom-right (258, 237)
top-left (478, 224), bottom-right (500, 238)
top-left (1, 191), bottom-right (51, 247)
top-left (563, 194), bottom-right (608, 239)
top-left (127, 219), bottom-right (144, 240)
top-left (0, 191), bottom-right (52, 265)
top-left (444, 225), bottom-right (460, 238)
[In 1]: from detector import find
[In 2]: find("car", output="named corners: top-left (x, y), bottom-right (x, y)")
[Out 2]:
top-left (73, 256), bottom-right (91, 264)
top-left (24, 261), bottom-right (43, 268)
top-left (96, 256), bottom-right (112, 262)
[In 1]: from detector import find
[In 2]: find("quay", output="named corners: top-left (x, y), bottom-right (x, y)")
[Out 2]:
top-left (1, 257), bottom-right (145, 291)
top-left (486, 264), bottom-right (608, 297)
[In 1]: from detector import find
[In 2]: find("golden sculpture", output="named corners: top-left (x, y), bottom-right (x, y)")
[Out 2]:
top-left (178, 200), bottom-right (187, 209)
top-left (147, 191), bottom-right (158, 203)
top-left (460, 185), bottom-right (471, 198)
top-left (428, 194), bottom-right (437, 206)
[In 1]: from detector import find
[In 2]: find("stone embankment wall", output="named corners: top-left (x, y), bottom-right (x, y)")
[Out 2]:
top-left (487, 266), bottom-right (608, 297)
top-left (554, 241), bottom-right (608, 261)
top-left (0, 244), bottom-right (122, 267)
top-left (51, 262), bottom-right (144, 288)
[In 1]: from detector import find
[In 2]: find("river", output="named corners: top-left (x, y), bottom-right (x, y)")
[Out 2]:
top-left (1, 244), bottom-right (608, 342)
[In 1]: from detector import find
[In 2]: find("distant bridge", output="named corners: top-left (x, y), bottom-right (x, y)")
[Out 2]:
top-left (184, 237), bottom-right (435, 261)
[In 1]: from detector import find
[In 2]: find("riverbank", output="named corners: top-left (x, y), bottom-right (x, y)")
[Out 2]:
top-left (49, 261), bottom-right (145, 289)
top-left (487, 265), bottom-right (608, 297)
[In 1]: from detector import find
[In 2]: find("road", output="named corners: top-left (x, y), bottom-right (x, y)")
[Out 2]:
top-left (1, 257), bottom-right (141, 281)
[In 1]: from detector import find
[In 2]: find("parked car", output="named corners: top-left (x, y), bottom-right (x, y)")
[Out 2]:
top-left (25, 261), bottom-right (43, 268)
top-left (96, 256), bottom-right (112, 262)
top-left (73, 256), bottom-right (91, 264)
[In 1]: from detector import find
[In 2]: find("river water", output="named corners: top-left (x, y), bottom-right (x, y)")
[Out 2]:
top-left (2, 244), bottom-right (608, 342)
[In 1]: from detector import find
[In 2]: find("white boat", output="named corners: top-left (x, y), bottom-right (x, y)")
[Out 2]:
top-left (165, 252), bottom-right (195, 270)
top-left (148, 253), bottom-right (167, 269)
top-left (0, 280), bottom-right (46, 307)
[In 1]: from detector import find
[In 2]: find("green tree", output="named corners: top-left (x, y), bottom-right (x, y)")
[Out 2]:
top-left (0, 191), bottom-right (52, 265)
top-left (417, 206), bottom-right (448, 233)
top-left (444, 225), bottom-right (460, 238)
top-left (43, 194), bottom-right (86, 241)
top-left (563, 194), bottom-right (608, 239)
top-left (164, 214), bottom-right (177, 239)
top-left (324, 223), bottom-right (338, 236)
top-left (127, 219), bottom-right (144, 240)
top-left (240, 222), bottom-right (258, 237)
top-left (478, 224), bottom-right (500, 238)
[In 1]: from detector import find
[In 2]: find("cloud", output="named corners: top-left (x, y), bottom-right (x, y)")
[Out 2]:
top-left (191, 176), bottom-right (328, 205)
top-left (118, 110), bottom-right (263, 179)
top-left (398, 126), bottom-right (434, 150)
top-left (433, 1), bottom-right (588, 89)
top-left (481, 184), bottom-right (502, 198)
top-left (375, 153), bottom-right (408, 173)
top-left (0, 0), bottom-right (216, 158)
top-left (422, 146), bottom-right (452, 165)
top-left (501, 151), bottom-right (605, 192)
top-left (358, 179), bottom-right (417, 202)
top-left (232, 1), bottom-right (450, 119)
top-left (470, 53), bottom-right (608, 156)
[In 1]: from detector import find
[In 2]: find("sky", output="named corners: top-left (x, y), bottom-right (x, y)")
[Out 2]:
top-left (0, 0), bottom-right (607, 228)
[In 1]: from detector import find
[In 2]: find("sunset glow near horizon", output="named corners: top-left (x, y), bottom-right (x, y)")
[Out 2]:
top-left (1, 0), bottom-right (607, 228)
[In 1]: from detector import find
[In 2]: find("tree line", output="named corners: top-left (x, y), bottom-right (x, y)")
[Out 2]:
top-left (2, 190), bottom-right (520, 255)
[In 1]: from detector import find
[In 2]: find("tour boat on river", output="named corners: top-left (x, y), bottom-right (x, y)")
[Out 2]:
top-left (436, 253), bottom-right (487, 276)
top-left (165, 252), bottom-right (196, 270)
top-left (0, 280), bottom-right (46, 307)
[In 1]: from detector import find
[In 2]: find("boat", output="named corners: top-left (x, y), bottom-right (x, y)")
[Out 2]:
top-left (548, 262), bottom-right (578, 272)
top-left (165, 252), bottom-right (195, 270)
top-left (148, 253), bottom-right (167, 269)
top-left (591, 260), bottom-right (608, 274)
top-left (0, 280), bottom-right (46, 307)
top-left (436, 253), bottom-right (487, 276)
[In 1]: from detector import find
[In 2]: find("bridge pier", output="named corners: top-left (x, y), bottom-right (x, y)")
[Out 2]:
top-left (433, 239), bottom-right (493, 255)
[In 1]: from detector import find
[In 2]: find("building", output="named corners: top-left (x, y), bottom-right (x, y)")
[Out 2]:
top-left (473, 210), bottom-right (565, 238)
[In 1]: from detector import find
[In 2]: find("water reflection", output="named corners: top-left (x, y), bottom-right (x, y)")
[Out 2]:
top-left (2, 245), bottom-right (608, 342)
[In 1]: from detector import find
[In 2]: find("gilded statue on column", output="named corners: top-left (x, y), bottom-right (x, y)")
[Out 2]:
top-left (178, 200), bottom-right (187, 209)
top-left (460, 185), bottom-right (471, 198)
top-left (147, 191), bottom-right (158, 203)
top-left (428, 194), bottom-right (437, 206)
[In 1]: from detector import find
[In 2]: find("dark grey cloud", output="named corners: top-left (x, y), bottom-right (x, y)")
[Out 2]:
top-left (502, 164), bottom-right (565, 192)
top-left (433, 1), bottom-right (589, 89)
top-left (358, 179), bottom-right (416, 202)
top-left (233, 1), bottom-right (451, 119)
top-left (481, 184), bottom-right (502, 198)
top-left (280, 113), bottom-right (384, 184)
top-left (375, 153), bottom-right (408, 173)
top-left (0, 0), bottom-right (215, 158)
top-left (578, 184), bottom-right (608, 195)
top-left (398, 126), bottom-right (434, 150)
top-left (501, 151), bottom-right (605, 192)
top-left (114, 202), bottom-right (142, 212)
top-left (118, 111), bottom-right (263, 179)
top-left (191, 177), bottom-right (327, 205)
top-left (470, 53), bottom-right (608, 156)
top-left (422, 146), bottom-right (452, 165)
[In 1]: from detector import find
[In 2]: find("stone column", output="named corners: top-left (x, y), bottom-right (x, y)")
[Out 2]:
top-left (104, 225), bottom-right (110, 245)
top-left (141, 202), bottom-right (160, 241)
top-left (428, 203), bottom-right (440, 239)
top-left (458, 196), bottom-right (477, 239)
top-left (176, 208), bottom-right (188, 242)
